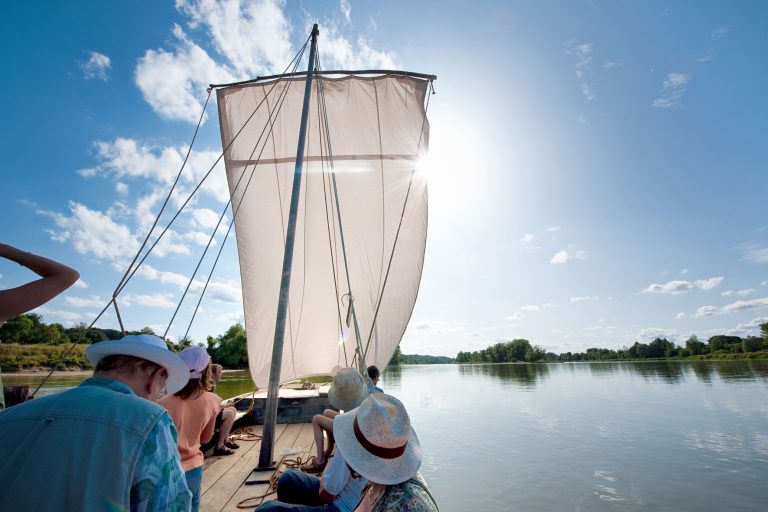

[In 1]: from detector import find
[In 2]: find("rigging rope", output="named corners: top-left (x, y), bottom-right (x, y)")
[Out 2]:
top-left (164, 42), bottom-right (308, 339)
top-left (31, 33), bottom-right (313, 395)
top-left (314, 52), bottom-right (367, 371)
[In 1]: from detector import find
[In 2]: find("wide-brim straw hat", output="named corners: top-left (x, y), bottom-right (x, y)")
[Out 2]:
top-left (86, 334), bottom-right (190, 394)
top-left (334, 393), bottom-right (422, 485)
top-left (328, 367), bottom-right (370, 411)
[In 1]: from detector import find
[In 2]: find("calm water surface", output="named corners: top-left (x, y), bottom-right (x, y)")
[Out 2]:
top-left (5, 361), bottom-right (768, 511)
top-left (381, 361), bottom-right (768, 512)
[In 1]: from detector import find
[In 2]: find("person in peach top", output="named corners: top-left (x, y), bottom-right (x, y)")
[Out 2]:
top-left (159, 346), bottom-right (222, 512)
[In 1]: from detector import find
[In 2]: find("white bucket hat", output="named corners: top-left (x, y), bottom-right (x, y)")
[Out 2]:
top-left (333, 393), bottom-right (422, 485)
top-left (178, 346), bottom-right (210, 379)
top-left (86, 334), bottom-right (190, 394)
top-left (327, 368), bottom-right (370, 411)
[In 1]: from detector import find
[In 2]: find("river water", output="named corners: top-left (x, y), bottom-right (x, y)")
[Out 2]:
top-left (4, 360), bottom-right (768, 511)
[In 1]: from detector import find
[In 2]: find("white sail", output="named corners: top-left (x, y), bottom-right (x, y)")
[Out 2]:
top-left (217, 74), bottom-right (430, 388)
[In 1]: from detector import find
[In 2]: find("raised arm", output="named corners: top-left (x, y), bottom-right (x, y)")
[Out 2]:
top-left (0, 243), bottom-right (80, 324)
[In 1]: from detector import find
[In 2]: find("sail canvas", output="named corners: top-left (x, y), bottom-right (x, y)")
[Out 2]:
top-left (217, 74), bottom-right (430, 388)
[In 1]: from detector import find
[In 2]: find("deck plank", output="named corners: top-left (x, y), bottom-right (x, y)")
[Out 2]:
top-left (201, 425), bottom-right (264, 494)
top-left (218, 423), bottom-right (316, 511)
top-left (200, 423), bottom-right (288, 512)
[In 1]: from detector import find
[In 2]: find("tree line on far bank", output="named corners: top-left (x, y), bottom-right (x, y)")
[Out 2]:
top-left (0, 313), bottom-right (449, 370)
top-left (456, 325), bottom-right (768, 364)
top-left (0, 313), bottom-right (252, 370)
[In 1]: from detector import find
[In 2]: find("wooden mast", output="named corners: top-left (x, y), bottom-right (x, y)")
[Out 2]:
top-left (257, 23), bottom-right (320, 469)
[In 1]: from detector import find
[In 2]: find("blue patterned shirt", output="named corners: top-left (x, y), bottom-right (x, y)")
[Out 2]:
top-left (82, 379), bottom-right (191, 512)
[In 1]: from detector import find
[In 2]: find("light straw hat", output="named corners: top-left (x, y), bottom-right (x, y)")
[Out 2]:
top-left (333, 393), bottom-right (422, 485)
top-left (178, 346), bottom-right (210, 379)
top-left (327, 367), bottom-right (370, 411)
top-left (86, 334), bottom-right (190, 394)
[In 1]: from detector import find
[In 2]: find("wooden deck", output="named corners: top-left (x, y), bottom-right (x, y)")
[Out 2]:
top-left (201, 423), bottom-right (316, 512)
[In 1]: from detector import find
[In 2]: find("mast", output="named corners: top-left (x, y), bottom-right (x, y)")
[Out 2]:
top-left (257, 23), bottom-right (320, 469)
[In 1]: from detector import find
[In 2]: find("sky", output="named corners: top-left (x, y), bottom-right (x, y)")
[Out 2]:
top-left (1, 0), bottom-right (767, 358)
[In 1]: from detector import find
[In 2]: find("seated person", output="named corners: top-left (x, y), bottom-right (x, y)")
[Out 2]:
top-left (301, 368), bottom-right (370, 473)
top-left (367, 365), bottom-right (383, 393)
top-left (200, 363), bottom-right (240, 454)
top-left (334, 394), bottom-right (438, 512)
top-left (159, 347), bottom-right (222, 512)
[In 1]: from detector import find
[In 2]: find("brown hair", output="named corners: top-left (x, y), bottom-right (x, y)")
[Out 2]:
top-left (95, 354), bottom-right (164, 376)
top-left (175, 361), bottom-right (213, 399)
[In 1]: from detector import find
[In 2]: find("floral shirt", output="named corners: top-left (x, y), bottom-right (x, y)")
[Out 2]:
top-left (357, 473), bottom-right (438, 512)
top-left (130, 399), bottom-right (192, 512)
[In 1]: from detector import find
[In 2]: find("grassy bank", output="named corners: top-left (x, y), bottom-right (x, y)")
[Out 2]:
top-left (0, 344), bottom-right (91, 371)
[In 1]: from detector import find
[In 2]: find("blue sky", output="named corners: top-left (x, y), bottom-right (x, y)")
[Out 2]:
top-left (1, 0), bottom-right (767, 357)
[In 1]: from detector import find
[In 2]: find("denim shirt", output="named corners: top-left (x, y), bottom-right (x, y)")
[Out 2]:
top-left (0, 377), bottom-right (191, 512)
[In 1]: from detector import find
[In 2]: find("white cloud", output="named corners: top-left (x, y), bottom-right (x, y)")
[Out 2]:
top-left (124, 293), bottom-right (177, 309)
top-left (695, 297), bottom-right (768, 318)
top-left (77, 167), bottom-right (99, 177)
top-left (739, 243), bottom-right (768, 264)
top-left (45, 201), bottom-right (139, 263)
top-left (184, 231), bottom-right (215, 246)
top-left (570, 296), bottom-right (598, 303)
top-left (73, 279), bottom-right (88, 289)
top-left (547, 226), bottom-right (560, 232)
top-left (191, 207), bottom-right (221, 229)
top-left (135, 24), bottom-right (234, 123)
top-left (735, 316), bottom-right (768, 330)
top-left (319, 26), bottom-right (397, 69)
top-left (696, 277), bottom-right (724, 290)
top-left (520, 233), bottom-right (534, 243)
top-left (676, 312), bottom-right (685, 320)
top-left (763, 281), bottom-right (768, 287)
top-left (711, 26), bottom-right (731, 40)
top-left (550, 250), bottom-right (569, 264)
top-left (339, 0), bottom-right (351, 23)
top-left (521, 304), bottom-right (540, 312)
top-left (652, 73), bottom-right (691, 109)
top-left (115, 182), bottom-right (129, 195)
top-left (65, 295), bottom-right (105, 308)
top-left (563, 40), bottom-right (596, 101)
top-left (636, 327), bottom-right (679, 343)
top-left (80, 51), bottom-right (111, 81)
top-left (34, 307), bottom-right (82, 323)
top-left (643, 277), bottom-right (723, 294)
top-left (723, 288), bottom-right (755, 297)
top-left (137, 264), bottom-right (242, 305)
top-left (696, 49), bottom-right (716, 63)
top-left (177, 0), bottom-right (292, 77)
top-left (505, 312), bottom-right (525, 321)
top-left (680, 268), bottom-right (688, 275)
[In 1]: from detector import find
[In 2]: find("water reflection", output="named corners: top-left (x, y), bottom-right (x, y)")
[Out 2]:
top-left (456, 362), bottom-right (550, 388)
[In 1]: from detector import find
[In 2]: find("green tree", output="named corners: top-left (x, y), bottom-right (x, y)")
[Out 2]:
top-left (742, 336), bottom-right (763, 353)
top-left (389, 345), bottom-right (401, 366)
top-left (685, 335), bottom-right (706, 355)
top-left (211, 323), bottom-right (248, 368)
top-left (0, 314), bottom-right (37, 343)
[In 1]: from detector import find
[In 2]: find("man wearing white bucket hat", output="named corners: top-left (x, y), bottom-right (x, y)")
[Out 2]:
top-left (0, 334), bottom-right (193, 512)
top-left (334, 394), bottom-right (439, 511)
top-left (301, 368), bottom-right (371, 473)
top-left (256, 368), bottom-right (371, 512)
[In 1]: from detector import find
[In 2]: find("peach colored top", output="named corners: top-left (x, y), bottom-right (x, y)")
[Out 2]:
top-left (159, 391), bottom-right (221, 471)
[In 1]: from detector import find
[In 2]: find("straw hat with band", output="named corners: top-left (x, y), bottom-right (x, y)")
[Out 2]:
top-left (328, 367), bottom-right (370, 411)
top-left (86, 334), bottom-right (190, 394)
top-left (333, 393), bottom-right (422, 485)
